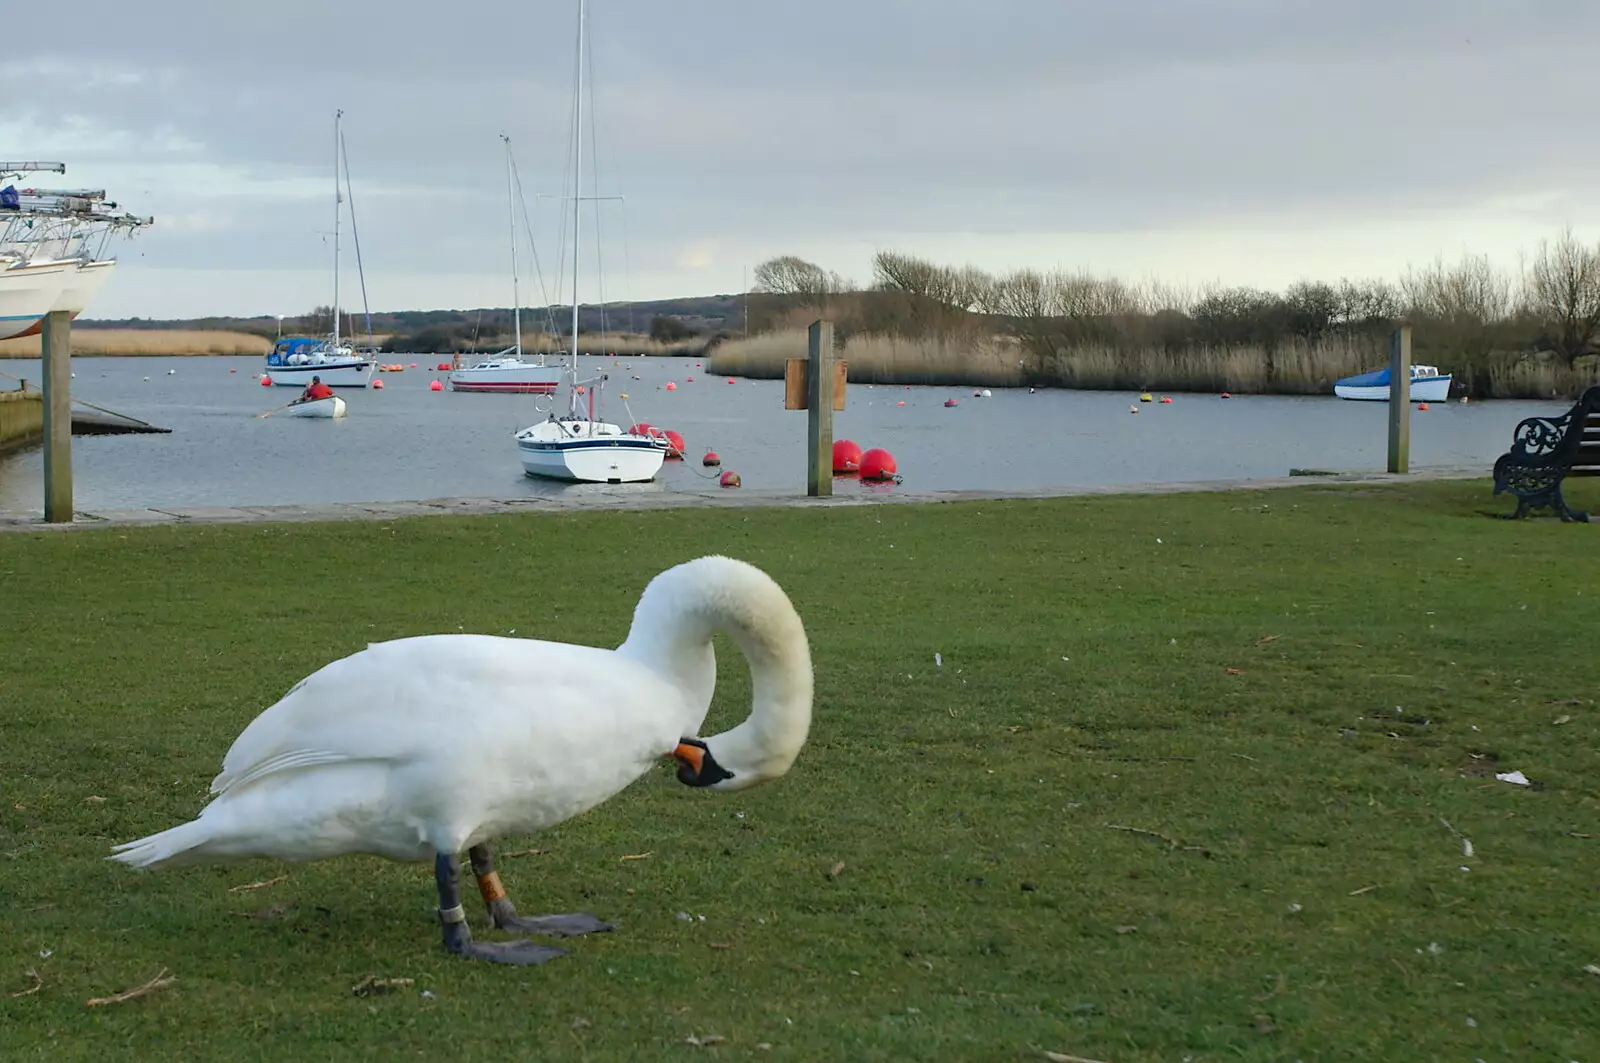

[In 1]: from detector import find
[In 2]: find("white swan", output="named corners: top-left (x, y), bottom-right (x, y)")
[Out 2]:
top-left (110, 555), bottom-right (813, 966)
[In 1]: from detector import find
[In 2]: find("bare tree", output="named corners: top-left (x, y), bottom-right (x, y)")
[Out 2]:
top-left (752, 256), bottom-right (849, 305)
top-left (1399, 254), bottom-right (1513, 324)
top-left (1526, 227), bottom-right (1600, 362)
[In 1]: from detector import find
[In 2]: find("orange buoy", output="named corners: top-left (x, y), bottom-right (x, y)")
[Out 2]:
top-left (372, 379), bottom-right (385, 389)
top-left (260, 375), bottom-right (272, 386)
top-left (726, 377), bottom-right (736, 384)
top-left (436, 362), bottom-right (451, 371)
top-left (944, 398), bottom-right (959, 407)
top-left (719, 470), bottom-right (741, 487)
top-left (833, 438), bottom-right (862, 474)
top-left (663, 429), bottom-right (685, 458)
top-left (860, 447), bottom-right (897, 481)
top-left (629, 422), bottom-right (653, 436)
top-left (703, 450), bottom-right (721, 466)
top-left (429, 380), bottom-right (444, 391)
top-left (896, 400), bottom-right (906, 407)
top-left (665, 381), bottom-right (677, 391)
top-left (576, 385), bottom-right (586, 395)
top-left (1417, 401), bottom-right (1430, 411)
top-left (1160, 396), bottom-right (1173, 404)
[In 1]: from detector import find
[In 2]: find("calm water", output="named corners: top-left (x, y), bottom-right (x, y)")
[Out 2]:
top-left (0, 354), bottom-right (1554, 514)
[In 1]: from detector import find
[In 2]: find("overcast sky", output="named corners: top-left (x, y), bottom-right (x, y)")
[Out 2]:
top-left (6, 0), bottom-right (1599, 320)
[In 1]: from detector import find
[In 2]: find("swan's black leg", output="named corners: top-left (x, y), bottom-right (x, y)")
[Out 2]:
top-left (468, 843), bottom-right (615, 937)
top-left (435, 851), bottom-right (568, 965)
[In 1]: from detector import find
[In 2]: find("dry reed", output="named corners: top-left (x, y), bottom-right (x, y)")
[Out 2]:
top-left (0, 329), bottom-right (273, 358)
top-left (711, 327), bottom-right (1600, 398)
top-left (709, 329), bottom-right (1026, 387)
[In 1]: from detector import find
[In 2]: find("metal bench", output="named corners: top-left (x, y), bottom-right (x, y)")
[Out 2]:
top-left (1492, 385), bottom-right (1600, 521)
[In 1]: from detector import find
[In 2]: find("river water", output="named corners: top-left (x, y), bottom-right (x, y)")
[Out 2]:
top-left (0, 354), bottom-right (1552, 514)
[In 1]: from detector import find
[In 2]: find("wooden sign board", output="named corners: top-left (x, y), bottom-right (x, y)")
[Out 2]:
top-left (783, 359), bottom-right (848, 411)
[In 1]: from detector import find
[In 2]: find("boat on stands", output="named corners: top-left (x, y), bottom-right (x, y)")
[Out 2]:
top-left (513, 0), bottom-right (667, 484)
top-left (448, 137), bottom-right (561, 394)
top-left (0, 258), bottom-right (73, 340)
top-left (285, 394), bottom-right (347, 418)
top-left (263, 111), bottom-right (379, 388)
top-left (0, 162), bottom-right (149, 337)
top-left (1334, 363), bottom-right (1453, 402)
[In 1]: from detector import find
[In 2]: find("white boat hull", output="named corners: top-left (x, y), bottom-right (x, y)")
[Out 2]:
top-left (266, 360), bottom-right (376, 388)
top-left (448, 359), bottom-right (563, 393)
top-left (0, 260), bottom-right (74, 340)
top-left (1334, 377), bottom-right (1452, 402)
top-left (285, 395), bottom-right (347, 418)
top-left (515, 419), bottom-right (667, 483)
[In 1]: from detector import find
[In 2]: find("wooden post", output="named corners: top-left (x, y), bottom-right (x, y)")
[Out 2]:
top-left (806, 319), bottom-right (834, 497)
top-left (42, 310), bottom-right (73, 521)
top-left (1387, 323), bottom-right (1411, 474)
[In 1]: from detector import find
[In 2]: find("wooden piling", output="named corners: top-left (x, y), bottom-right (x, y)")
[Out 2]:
top-left (806, 320), bottom-right (835, 497)
top-left (42, 310), bottom-right (73, 521)
top-left (1387, 323), bottom-right (1411, 474)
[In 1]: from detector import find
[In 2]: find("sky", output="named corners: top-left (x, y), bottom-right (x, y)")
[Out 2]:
top-left (5, 0), bottom-right (1600, 320)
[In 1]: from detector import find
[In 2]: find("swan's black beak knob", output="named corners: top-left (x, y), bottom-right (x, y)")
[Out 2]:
top-left (670, 738), bottom-right (734, 788)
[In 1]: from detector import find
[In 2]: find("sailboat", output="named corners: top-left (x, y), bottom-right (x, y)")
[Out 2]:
top-left (514, 0), bottom-right (667, 483)
top-left (448, 137), bottom-right (564, 394)
top-left (265, 110), bottom-right (378, 388)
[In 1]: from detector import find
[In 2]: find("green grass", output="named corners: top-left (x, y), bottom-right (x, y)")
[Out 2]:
top-left (2, 481), bottom-right (1598, 1062)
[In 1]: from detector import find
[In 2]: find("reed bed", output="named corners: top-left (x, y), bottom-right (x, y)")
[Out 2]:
top-left (465, 331), bottom-right (711, 359)
top-left (708, 329), bottom-right (1026, 387)
top-left (0, 329), bottom-right (273, 358)
top-left (712, 328), bottom-right (1600, 398)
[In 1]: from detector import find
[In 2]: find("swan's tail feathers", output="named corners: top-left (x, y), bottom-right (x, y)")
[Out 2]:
top-left (108, 820), bottom-right (212, 869)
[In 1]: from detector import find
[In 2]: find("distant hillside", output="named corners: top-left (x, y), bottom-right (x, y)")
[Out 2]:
top-left (83, 294), bottom-right (752, 340)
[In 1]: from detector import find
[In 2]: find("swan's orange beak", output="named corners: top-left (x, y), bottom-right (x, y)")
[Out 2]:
top-left (670, 741), bottom-right (705, 774)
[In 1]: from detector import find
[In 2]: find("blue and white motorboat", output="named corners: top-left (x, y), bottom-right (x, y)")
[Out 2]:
top-left (1334, 363), bottom-right (1452, 402)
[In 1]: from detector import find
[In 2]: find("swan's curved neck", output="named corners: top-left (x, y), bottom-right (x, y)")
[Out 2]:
top-left (616, 557), bottom-right (812, 781)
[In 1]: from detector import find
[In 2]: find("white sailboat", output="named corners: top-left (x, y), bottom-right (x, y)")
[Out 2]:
top-left (449, 137), bottom-right (563, 395)
top-left (266, 110), bottom-right (377, 388)
top-left (514, 0), bottom-right (667, 484)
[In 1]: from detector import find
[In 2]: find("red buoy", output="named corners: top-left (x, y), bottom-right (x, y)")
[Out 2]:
top-left (1417, 401), bottom-right (1430, 411)
top-left (860, 447), bottom-right (898, 481)
top-left (436, 362), bottom-right (451, 371)
top-left (429, 379), bottom-right (444, 391)
top-left (944, 398), bottom-right (959, 408)
top-left (260, 375), bottom-right (272, 386)
top-left (665, 382), bottom-right (677, 391)
top-left (629, 422), bottom-right (654, 436)
top-left (726, 377), bottom-right (736, 384)
top-left (1220, 392), bottom-right (1231, 399)
top-left (719, 470), bottom-right (741, 488)
top-left (702, 450), bottom-right (721, 467)
top-left (663, 429), bottom-right (685, 458)
top-left (372, 379), bottom-right (385, 389)
top-left (832, 438), bottom-right (862, 474)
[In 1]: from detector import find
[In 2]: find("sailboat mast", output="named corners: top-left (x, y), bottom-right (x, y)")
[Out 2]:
top-left (332, 109), bottom-right (342, 351)
top-left (503, 135), bottom-right (522, 358)
top-left (569, 0), bottom-right (585, 417)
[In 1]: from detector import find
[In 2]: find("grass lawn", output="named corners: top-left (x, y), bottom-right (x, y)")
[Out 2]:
top-left (1, 479), bottom-right (1597, 1062)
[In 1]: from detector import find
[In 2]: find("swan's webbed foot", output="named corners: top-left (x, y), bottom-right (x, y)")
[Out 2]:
top-left (440, 917), bottom-right (568, 966)
top-left (469, 843), bottom-right (615, 938)
top-left (487, 899), bottom-right (614, 937)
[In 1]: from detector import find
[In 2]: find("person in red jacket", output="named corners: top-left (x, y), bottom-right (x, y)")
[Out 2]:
top-left (300, 376), bottom-right (334, 401)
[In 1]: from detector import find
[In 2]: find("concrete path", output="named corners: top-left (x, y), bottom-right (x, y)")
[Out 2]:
top-left (0, 466), bottom-right (1492, 533)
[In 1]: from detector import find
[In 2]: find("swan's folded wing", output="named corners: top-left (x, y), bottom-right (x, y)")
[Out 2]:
top-left (210, 634), bottom-right (674, 795)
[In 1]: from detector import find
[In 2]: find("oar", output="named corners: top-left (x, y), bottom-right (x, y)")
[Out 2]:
top-left (257, 399), bottom-right (301, 419)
